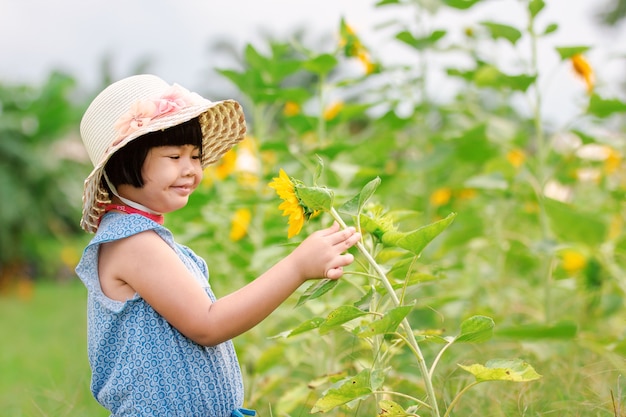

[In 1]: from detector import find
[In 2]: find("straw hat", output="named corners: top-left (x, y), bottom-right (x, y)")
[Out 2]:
top-left (79, 74), bottom-right (246, 233)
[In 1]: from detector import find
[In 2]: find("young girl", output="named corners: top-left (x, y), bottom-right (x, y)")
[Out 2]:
top-left (76, 74), bottom-right (360, 417)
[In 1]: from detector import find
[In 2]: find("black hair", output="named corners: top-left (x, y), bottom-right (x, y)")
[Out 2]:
top-left (104, 117), bottom-right (203, 189)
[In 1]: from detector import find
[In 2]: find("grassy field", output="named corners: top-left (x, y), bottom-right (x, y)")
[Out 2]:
top-left (0, 281), bottom-right (108, 417)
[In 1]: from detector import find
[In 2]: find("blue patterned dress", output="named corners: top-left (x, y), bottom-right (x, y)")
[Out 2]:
top-left (76, 213), bottom-right (244, 416)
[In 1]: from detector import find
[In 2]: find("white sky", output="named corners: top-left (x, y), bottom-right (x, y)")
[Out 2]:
top-left (1, 0), bottom-right (624, 125)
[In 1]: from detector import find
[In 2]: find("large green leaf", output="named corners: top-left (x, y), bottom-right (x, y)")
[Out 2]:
top-left (303, 53), bottom-right (339, 76)
top-left (286, 317), bottom-right (324, 337)
top-left (543, 198), bottom-right (607, 246)
top-left (382, 213), bottom-right (456, 255)
top-left (295, 185), bottom-right (334, 212)
top-left (339, 177), bottom-right (381, 216)
top-left (395, 30), bottom-right (446, 50)
top-left (356, 305), bottom-right (413, 337)
top-left (442, 0), bottom-right (482, 10)
top-left (587, 94), bottom-right (626, 118)
top-left (244, 43), bottom-right (302, 81)
top-left (377, 400), bottom-right (409, 416)
top-left (295, 279), bottom-right (338, 307)
top-left (528, 0), bottom-right (545, 18)
top-left (459, 359), bottom-right (542, 382)
top-left (480, 22), bottom-right (522, 45)
top-left (319, 305), bottom-right (368, 335)
top-left (450, 124), bottom-right (498, 163)
top-left (456, 315), bottom-right (495, 343)
top-left (556, 45), bottom-right (591, 60)
top-left (473, 66), bottom-right (536, 91)
top-left (311, 369), bottom-right (381, 413)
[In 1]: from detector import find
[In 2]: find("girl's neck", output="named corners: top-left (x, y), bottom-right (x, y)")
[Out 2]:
top-left (110, 195), bottom-right (161, 215)
top-left (103, 172), bottom-right (162, 216)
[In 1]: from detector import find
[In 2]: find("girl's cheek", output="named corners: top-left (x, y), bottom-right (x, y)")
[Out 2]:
top-left (195, 167), bottom-right (204, 185)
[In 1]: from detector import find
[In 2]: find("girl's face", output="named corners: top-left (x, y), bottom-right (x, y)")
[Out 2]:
top-left (117, 145), bottom-right (203, 213)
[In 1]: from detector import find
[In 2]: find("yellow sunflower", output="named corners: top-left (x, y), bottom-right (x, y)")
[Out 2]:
top-left (229, 208), bottom-right (252, 241)
top-left (268, 169), bottom-right (305, 238)
top-left (561, 249), bottom-right (587, 275)
top-left (570, 54), bottom-right (594, 94)
top-left (283, 101), bottom-right (301, 117)
top-left (430, 187), bottom-right (452, 207)
top-left (323, 101), bottom-right (344, 121)
top-left (506, 148), bottom-right (526, 169)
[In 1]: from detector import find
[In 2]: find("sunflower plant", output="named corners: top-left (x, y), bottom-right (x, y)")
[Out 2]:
top-left (268, 160), bottom-right (541, 417)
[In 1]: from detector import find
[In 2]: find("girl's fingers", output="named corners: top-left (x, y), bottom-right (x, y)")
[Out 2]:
top-left (325, 253), bottom-right (354, 279)
top-left (325, 266), bottom-right (343, 280)
top-left (328, 227), bottom-right (358, 246)
top-left (320, 221), bottom-right (341, 236)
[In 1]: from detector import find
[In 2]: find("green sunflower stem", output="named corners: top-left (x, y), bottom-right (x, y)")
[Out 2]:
top-left (329, 207), bottom-right (441, 417)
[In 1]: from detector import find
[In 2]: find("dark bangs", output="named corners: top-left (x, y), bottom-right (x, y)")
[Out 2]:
top-left (104, 117), bottom-right (203, 189)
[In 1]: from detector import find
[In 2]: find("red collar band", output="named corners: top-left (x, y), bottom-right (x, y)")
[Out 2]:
top-left (104, 204), bottom-right (164, 225)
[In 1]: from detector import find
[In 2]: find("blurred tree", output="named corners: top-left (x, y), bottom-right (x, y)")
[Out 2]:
top-left (598, 0), bottom-right (626, 25)
top-left (0, 72), bottom-right (86, 286)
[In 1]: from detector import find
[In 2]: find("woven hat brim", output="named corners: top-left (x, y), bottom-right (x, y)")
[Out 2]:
top-left (80, 99), bottom-right (246, 233)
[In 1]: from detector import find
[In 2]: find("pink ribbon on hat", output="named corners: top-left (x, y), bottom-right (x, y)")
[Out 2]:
top-left (110, 84), bottom-right (205, 148)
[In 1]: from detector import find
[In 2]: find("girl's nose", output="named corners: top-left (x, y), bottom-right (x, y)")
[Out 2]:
top-left (182, 157), bottom-right (198, 177)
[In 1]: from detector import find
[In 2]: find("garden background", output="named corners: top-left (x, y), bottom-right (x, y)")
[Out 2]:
top-left (1, 0), bottom-right (626, 415)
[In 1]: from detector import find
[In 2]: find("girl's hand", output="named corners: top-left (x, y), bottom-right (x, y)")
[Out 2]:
top-left (289, 222), bottom-right (361, 281)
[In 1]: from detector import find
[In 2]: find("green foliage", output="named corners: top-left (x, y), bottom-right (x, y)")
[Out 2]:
top-left (0, 72), bottom-right (87, 279)
top-left (173, 0), bottom-right (626, 415)
top-left (459, 359), bottom-right (542, 382)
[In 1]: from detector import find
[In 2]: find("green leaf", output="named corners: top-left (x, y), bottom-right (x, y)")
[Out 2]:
top-left (286, 317), bottom-right (325, 337)
top-left (480, 22), bottom-right (522, 45)
top-left (303, 53), bottom-right (339, 76)
top-left (395, 30), bottom-right (446, 50)
top-left (356, 305), bottom-right (412, 337)
top-left (587, 94), bottom-right (626, 118)
top-left (311, 370), bottom-right (380, 413)
top-left (388, 258), bottom-right (439, 285)
top-left (388, 212), bottom-right (456, 255)
top-left (450, 124), bottom-right (497, 163)
top-left (377, 400), bottom-right (408, 416)
top-left (496, 321), bottom-right (578, 340)
top-left (276, 87), bottom-right (310, 103)
top-left (313, 155), bottom-right (325, 185)
top-left (459, 359), bottom-right (542, 382)
top-left (543, 198), bottom-right (607, 246)
top-left (456, 315), bottom-right (495, 343)
top-left (442, 0), bottom-right (481, 10)
top-left (528, 0), bottom-right (545, 18)
top-left (295, 279), bottom-right (338, 307)
top-left (295, 185), bottom-right (334, 212)
top-left (339, 177), bottom-right (381, 216)
top-left (542, 23), bottom-right (559, 35)
top-left (319, 305), bottom-right (368, 335)
top-left (243, 43), bottom-right (302, 82)
top-left (504, 74), bottom-right (537, 92)
top-left (217, 68), bottom-right (262, 97)
top-left (556, 46), bottom-right (591, 60)
top-left (473, 66), bottom-right (536, 91)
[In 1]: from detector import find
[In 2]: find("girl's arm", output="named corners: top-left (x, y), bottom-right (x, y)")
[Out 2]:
top-left (98, 222), bottom-right (360, 346)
